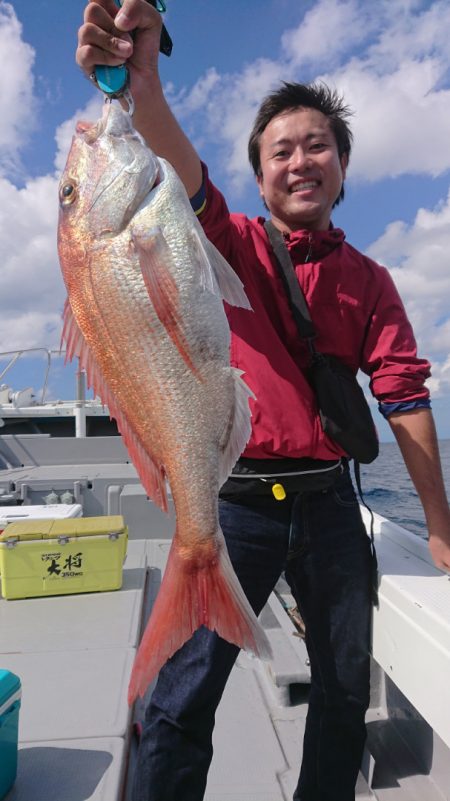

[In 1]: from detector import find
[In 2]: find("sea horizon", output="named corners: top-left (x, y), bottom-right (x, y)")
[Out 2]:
top-left (359, 438), bottom-right (450, 539)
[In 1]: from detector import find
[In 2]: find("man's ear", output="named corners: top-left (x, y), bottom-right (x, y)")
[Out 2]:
top-left (340, 153), bottom-right (348, 181)
top-left (256, 173), bottom-right (265, 202)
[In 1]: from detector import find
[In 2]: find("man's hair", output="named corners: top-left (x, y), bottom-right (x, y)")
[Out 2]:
top-left (248, 81), bottom-right (353, 206)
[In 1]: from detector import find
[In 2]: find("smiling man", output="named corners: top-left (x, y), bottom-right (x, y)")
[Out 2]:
top-left (76, 2), bottom-right (450, 800)
top-left (252, 105), bottom-right (348, 232)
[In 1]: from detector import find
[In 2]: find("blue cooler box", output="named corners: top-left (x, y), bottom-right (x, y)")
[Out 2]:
top-left (0, 670), bottom-right (21, 798)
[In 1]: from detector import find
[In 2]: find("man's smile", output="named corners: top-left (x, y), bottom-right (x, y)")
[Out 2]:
top-left (288, 180), bottom-right (320, 193)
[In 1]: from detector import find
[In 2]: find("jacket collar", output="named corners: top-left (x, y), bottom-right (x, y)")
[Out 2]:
top-left (264, 221), bottom-right (345, 263)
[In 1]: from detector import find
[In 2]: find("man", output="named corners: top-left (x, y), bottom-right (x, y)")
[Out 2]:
top-left (76, 3), bottom-right (450, 800)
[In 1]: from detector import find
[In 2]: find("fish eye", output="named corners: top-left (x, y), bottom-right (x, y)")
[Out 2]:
top-left (60, 182), bottom-right (77, 206)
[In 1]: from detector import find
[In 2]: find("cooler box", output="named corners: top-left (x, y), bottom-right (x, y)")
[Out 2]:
top-left (0, 670), bottom-right (21, 799)
top-left (0, 516), bottom-right (128, 600)
top-left (0, 503), bottom-right (82, 535)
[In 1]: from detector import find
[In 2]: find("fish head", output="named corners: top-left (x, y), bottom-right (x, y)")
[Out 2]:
top-left (58, 103), bottom-right (160, 278)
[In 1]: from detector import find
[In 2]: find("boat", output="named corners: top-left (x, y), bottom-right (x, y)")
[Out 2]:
top-left (0, 347), bottom-right (449, 800)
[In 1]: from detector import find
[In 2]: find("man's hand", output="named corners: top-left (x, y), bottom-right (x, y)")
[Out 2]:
top-left (427, 517), bottom-right (450, 572)
top-left (75, 0), bottom-right (203, 198)
top-left (76, 0), bottom-right (162, 98)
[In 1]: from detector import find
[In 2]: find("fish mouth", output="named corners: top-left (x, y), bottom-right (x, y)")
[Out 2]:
top-left (72, 103), bottom-right (162, 221)
top-left (75, 116), bottom-right (103, 144)
top-left (75, 119), bottom-right (96, 135)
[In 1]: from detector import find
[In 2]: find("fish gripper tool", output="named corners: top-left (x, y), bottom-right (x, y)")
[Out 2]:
top-left (92, 0), bottom-right (172, 115)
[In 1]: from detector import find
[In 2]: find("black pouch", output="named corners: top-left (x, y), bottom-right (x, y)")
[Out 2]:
top-left (263, 219), bottom-right (379, 465)
top-left (310, 352), bottom-right (379, 464)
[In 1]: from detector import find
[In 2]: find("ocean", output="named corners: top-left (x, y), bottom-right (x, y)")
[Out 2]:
top-left (358, 439), bottom-right (450, 539)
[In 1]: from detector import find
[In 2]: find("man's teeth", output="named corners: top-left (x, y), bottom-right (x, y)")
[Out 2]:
top-left (291, 181), bottom-right (317, 192)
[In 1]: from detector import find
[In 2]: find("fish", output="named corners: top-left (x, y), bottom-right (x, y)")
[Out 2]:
top-left (57, 103), bottom-right (272, 703)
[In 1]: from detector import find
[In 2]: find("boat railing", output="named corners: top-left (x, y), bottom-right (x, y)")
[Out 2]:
top-left (0, 348), bottom-right (103, 437)
top-left (0, 348), bottom-right (66, 405)
top-left (0, 347), bottom-right (92, 407)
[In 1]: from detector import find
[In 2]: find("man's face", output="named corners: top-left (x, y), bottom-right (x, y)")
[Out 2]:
top-left (256, 107), bottom-right (348, 233)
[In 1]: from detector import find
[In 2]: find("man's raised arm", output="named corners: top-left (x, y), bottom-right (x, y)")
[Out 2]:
top-left (76, 0), bottom-right (203, 198)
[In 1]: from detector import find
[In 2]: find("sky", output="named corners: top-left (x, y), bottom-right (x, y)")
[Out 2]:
top-left (0, 0), bottom-right (450, 441)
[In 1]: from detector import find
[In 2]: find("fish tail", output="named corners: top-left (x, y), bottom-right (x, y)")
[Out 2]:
top-left (128, 528), bottom-right (272, 703)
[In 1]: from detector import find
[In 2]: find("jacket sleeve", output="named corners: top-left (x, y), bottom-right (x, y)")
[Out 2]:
top-left (361, 265), bottom-right (431, 406)
top-left (190, 163), bottom-right (238, 263)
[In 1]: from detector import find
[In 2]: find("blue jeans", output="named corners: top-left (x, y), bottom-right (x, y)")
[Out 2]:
top-left (132, 466), bottom-right (373, 801)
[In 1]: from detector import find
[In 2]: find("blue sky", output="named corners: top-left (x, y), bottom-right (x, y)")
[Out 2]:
top-left (1, 0), bottom-right (450, 441)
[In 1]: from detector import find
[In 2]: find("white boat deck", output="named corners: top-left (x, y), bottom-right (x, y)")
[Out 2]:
top-left (1, 510), bottom-right (449, 800)
top-left (1, 353), bottom-right (449, 799)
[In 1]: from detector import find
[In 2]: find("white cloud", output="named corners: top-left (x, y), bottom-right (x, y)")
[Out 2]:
top-left (330, 57), bottom-right (450, 181)
top-left (0, 90), bottom-right (105, 353)
top-left (0, 3), bottom-right (64, 351)
top-left (298, 1), bottom-right (450, 182)
top-left (0, 3), bottom-right (116, 360)
top-left (166, 68), bottom-right (221, 119)
top-left (0, 2), bottom-right (37, 175)
top-left (366, 0), bottom-right (450, 68)
top-left (0, 173), bottom-right (64, 350)
top-left (293, 0), bottom-right (450, 183)
top-left (367, 188), bottom-right (450, 395)
top-left (206, 58), bottom-right (287, 191)
top-left (172, 0), bottom-right (450, 192)
top-left (0, 4), bottom-right (103, 354)
top-left (172, 57), bottom-right (287, 193)
top-left (54, 96), bottom-right (103, 174)
top-left (281, 0), bottom-right (373, 68)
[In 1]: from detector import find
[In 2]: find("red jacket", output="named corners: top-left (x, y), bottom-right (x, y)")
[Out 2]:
top-left (198, 168), bottom-right (431, 461)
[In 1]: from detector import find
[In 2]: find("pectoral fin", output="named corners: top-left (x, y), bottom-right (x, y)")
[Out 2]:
top-left (218, 367), bottom-right (255, 488)
top-left (189, 223), bottom-right (252, 310)
top-left (132, 227), bottom-right (200, 378)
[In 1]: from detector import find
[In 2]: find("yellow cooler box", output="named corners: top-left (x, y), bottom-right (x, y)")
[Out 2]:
top-left (0, 516), bottom-right (128, 600)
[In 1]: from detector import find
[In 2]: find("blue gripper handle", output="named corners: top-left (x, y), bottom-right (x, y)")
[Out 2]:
top-left (94, 0), bottom-right (171, 99)
top-left (95, 64), bottom-right (129, 97)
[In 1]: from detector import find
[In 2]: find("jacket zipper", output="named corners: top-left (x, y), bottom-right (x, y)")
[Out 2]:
top-left (304, 232), bottom-right (313, 263)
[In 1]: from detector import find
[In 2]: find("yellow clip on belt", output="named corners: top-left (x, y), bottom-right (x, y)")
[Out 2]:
top-left (271, 483), bottom-right (287, 501)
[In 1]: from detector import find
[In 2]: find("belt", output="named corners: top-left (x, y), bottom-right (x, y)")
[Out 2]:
top-left (220, 458), bottom-right (343, 501)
